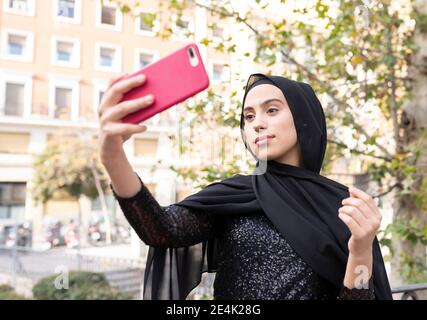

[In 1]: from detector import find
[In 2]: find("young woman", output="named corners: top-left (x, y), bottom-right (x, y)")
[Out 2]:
top-left (98, 73), bottom-right (393, 300)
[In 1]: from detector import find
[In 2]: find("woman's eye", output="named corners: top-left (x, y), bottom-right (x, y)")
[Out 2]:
top-left (244, 114), bottom-right (254, 121)
top-left (267, 108), bottom-right (278, 113)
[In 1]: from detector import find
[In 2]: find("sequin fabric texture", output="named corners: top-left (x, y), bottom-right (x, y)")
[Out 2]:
top-left (111, 174), bottom-right (375, 300)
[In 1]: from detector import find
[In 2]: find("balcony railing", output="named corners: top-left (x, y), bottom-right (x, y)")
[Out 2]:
top-left (392, 284), bottom-right (427, 300)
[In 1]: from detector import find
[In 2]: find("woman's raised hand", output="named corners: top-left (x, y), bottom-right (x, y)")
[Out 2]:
top-left (98, 73), bottom-right (154, 164)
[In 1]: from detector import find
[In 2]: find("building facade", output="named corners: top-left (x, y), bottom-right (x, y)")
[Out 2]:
top-left (0, 0), bottom-right (233, 251)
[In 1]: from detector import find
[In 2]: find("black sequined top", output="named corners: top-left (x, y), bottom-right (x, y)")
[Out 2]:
top-left (111, 174), bottom-right (375, 300)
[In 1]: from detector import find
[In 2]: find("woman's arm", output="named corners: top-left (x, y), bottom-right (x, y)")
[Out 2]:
top-left (111, 173), bottom-right (216, 248)
top-left (337, 275), bottom-right (375, 300)
top-left (343, 250), bottom-right (373, 290)
top-left (103, 148), bottom-right (143, 198)
top-left (337, 251), bottom-right (375, 299)
top-left (337, 186), bottom-right (382, 299)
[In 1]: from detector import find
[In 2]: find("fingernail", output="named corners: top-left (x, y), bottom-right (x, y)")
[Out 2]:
top-left (146, 95), bottom-right (154, 103)
top-left (137, 75), bottom-right (145, 82)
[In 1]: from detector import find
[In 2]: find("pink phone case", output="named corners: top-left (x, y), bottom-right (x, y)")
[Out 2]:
top-left (118, 43), bottom-right (210, 124)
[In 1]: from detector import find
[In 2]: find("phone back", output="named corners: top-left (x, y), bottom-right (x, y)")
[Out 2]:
top-left (119, 43), bottom-right (210, 124)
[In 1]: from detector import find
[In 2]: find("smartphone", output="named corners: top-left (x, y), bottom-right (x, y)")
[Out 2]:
top-left (117, 43), bottom-right (210, 124)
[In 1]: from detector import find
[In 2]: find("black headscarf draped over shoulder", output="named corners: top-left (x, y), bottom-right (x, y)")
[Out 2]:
top-left (142, 73), bottom-right (393, 300)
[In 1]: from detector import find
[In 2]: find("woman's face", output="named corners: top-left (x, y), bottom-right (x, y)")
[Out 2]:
top-left (242, 83), bottom-right (303, 166)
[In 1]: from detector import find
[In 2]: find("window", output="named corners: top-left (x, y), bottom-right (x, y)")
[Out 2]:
top-left (96, 1), bottom-right (123, 31)
top-left (92, 79), bottom-right (107, 118)
top-left (95, 43), bottom-right (122, 72)
top-left (5, 83), bottom-right (25, 116)
top-left (212, 26), bottom-right (225, 42)
top-left (1, 29), bottom-right (34, 62)
top-left (172, 15), bottom-right (194, 40)
top-left (51, 36), bottom-right (80, 68)
top-left (48, 76), bottom-right (80, 121)
top-left (0, 71), bottom-right (32, 118)
top-left (0, 132), bottom-right (30, 154)
top-left (211, 63), bottom-right (230, 83)
top-left (97, 91), bottom-right (105, 104)
top-left (0, 183), bottom-right (26, 221)
top-left (100, 48), bottom-right (114, 67)
top-left (139, 53), bottom-right (153, 68)
top-left (53, 0), bottom-right (82, 23)
top-left (54, 87), bottom-right (72, 119)
top-left (102, 6), bottom-right (116, 25)
top-left (135, 11), bottom-right (159, 36)
top-left (3, 0), bottom-right (35, 16)
top-left (134, 49), bottom-right (159, 71)
top-left (58, 0), bottom-right (74, 18)
top-left (57, 42), bottom-right (72, 61)
top-left (8, 35), bottom-right (26, 55)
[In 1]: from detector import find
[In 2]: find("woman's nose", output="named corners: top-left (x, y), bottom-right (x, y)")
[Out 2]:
top-left (253, 117), bottom-right (268, 132)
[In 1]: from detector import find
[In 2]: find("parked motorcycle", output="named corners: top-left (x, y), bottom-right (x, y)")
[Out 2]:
top-left (44, 221), bottom-right (65, 248)
top-left (88, 221), bottom-right (105, 245)
top-left (64, 220), bottom-right (79, 249)
top-left (4, 223), bottom-right (32, 248)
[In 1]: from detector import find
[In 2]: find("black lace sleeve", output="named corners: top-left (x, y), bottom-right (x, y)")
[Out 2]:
top-left (110, 173), bottom-right (216, 248)
top-left (337, 276), bottom-right (376, 300)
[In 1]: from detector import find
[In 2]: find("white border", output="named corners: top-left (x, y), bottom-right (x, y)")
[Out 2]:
top-left (51, 35), bottom-right (81, 68)
top-left (52, 0), bottom-right (82, 24)
top-left (3, 0), bottom-right (35, 16)
top-left (0, 70), bottom-right (33, 118)
top-left (94, 42), bottom-right (122, 72)
top-left (0, 28), bottom-right (34, 63)
top-left (95, 0), bottom-right (123, 32)
top-left (48, 74), bottom-right (80, 121)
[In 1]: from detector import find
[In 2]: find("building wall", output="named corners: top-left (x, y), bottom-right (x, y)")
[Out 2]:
top-left (0, 0), bottom-right (232, 247)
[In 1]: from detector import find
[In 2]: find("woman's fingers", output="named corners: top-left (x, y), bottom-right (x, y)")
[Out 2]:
top-left (339, 205), bottom-right (369, 227)
top-left (349, 186), bottom-right (381, 220)
top-left (98, 74), bottom-right (127, 118)
top-left (103, 95), bottom-right (154, 122)
top-left (100, 74), bottom-right (147, 112)
top-left (338, 212), bottom-right (363, 238)
top-left (106, 72), bottom-right (128, 90)
top-left (341, 197), bottom-right (371, 220)
top-left (342, 196), bottom-right (381, 230)
top-left (102, 123), bottom-right (147, 137)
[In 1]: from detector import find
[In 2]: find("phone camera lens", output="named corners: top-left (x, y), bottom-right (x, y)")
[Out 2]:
top-left (188, 48), bottom-right (195, 58)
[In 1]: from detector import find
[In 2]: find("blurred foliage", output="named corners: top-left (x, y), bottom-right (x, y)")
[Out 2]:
top-left (0, 285), bottom-right (28, 300)
top-left (32, 271), bottom-right (133, 300)
top-left (31, 137), bottom-right (109, 204)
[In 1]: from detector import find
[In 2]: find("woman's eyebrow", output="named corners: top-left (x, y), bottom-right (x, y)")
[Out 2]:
top-left (243, 98), bottom-right (284, 112)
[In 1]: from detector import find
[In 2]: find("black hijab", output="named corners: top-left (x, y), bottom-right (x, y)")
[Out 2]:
top-left (142, 73), bottom-right (393, 300)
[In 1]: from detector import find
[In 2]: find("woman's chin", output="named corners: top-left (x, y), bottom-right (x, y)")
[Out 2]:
top-left (253, 151), bottom-right (278, 161)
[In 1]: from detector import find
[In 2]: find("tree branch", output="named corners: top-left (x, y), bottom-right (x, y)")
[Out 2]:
top-left (372, 182), bottom-right (402, 199)
top-left (192, 0), bottom-right (394, 160)
top-left (328, 138), bottom-right (393, 161)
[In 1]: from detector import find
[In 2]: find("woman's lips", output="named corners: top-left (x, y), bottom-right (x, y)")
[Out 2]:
top-left (255, 135), bottom-right (274, 145)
